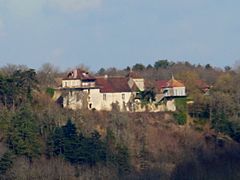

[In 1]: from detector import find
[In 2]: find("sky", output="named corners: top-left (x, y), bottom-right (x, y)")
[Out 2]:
top-left (0, 0), bottom-right (240, 71)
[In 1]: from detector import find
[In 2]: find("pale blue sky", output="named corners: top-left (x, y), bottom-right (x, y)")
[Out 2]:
top-left (0, 0), bottom-right (240, 71)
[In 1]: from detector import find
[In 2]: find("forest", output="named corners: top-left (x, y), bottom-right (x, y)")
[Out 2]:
top-left (0, 60), bottom-right (240, 179)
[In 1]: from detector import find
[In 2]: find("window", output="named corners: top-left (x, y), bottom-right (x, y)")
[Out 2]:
top-left (64, 82), bottom-right (68, 87)
top-left (103, 94), bottom-right (106, 101)
top-left (82, 82), bottom-right (89, 87)
top-left (122, 94), bottom-right (125, 100)
top-left (89, 103), bottom-right (92, 109)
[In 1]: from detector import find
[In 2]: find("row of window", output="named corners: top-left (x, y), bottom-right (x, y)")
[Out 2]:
top-left (103, 93), bottom-right (125, 101)
top-left (173, 89), bottom-right (185, 96)
top-left (68, 91), bottom-right (126, 101)
top-left (63, 81), bottom-right (95, 87)
top-left (164, 88), bottom-right (185, 96)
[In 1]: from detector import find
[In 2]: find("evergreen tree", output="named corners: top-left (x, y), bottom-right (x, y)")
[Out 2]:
top-left (0, 69), bottom-right (38, 109)
top-left (0, 107), bottom-right (13, 138)
top-left (46, 127), bottom-right (64, 157)
top-left (46, 120), bottom-right (108, 166)
top-left (75, 133), bottom-right (89, 164)
top-left (132, 63), bottom-right (145, 71)
top-left (0, 151), bottom-right (14, 175)
top-left (87, 131), bottom-right (107, 166)
top-left (62, 119), bottom-right (79, 164)
top-left (105, 128), bottom-right (116, 163)
top-left (154, 59), bottom-right (174, 69)
top-left (12, 69), bottom-right (38, 103)
top-left (7, 105), bottom-right (41, 161)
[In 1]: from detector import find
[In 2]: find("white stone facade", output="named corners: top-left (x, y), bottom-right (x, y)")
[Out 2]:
top-left (163, 87), bottom-right (186, 97)
top-left (89, 90), bottom-right (133, 111)
top-left (56, 69), bottom-right (186, 112)
top-left (62, 88), bottom-right (133, 111)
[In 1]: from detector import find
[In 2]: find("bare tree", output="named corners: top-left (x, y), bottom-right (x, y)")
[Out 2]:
top-left (0, 64), bottom-right (29, 76)
top-left (37, 63), bottom-right (61, 88)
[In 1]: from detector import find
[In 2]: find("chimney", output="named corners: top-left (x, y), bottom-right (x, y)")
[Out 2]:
top-left (74, 69), bottom-right (78, 78)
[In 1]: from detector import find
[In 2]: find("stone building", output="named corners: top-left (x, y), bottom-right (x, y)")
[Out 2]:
top-left (55, 69), bottom-right (186, 112)
top-left (58, 69), bottom-right (144, 111)
top-left (155, 76), bottom-right (186, 98)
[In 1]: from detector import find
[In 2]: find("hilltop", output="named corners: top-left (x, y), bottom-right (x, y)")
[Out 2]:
top-left (0, 60), bottom-right (240, 179)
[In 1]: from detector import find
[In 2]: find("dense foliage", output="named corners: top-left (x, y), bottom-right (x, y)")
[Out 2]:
top-left (174, 98), bottom-right (187, 125)
top-left (7, 105), bottom-right (41, 160)
top-left (47, 120), bottom-right (107, 165)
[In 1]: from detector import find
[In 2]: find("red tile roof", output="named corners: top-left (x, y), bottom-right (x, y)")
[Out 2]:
top-left (96, 77), bottom-right (132, 93)
top-left (196, 80), bottom-right (210, 89)
top-left (156, 80), bottom-right (168, 89)
top-left (167, 79), bottom-right (185, 88)
top-left (63, 69), bottom-right (96, 81)
top-left (156, 78), bottom-right (185, 89)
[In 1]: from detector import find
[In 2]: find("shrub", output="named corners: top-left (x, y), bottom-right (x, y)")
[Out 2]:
top-left (174, 111), bottom-right (187, 125)
top-left (46, 87), bottom-right (55, 97)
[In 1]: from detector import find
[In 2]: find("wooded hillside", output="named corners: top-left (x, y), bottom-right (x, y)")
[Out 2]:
top-left (0, 61), bottom-right (240, 179)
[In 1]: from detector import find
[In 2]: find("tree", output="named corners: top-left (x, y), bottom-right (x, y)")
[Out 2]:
top-left (224, 66), bottom-right (231, 72)
top-left (7, 105), bottom-right (41, 161)
top-left (0, 107), bottom-right (13, 139)
top-left (0, 151), bottom-right (14, 175)
top-left (174, 98), bottom-right (187, 125)
top-left (105, 128), bottom-right (116, 162)
top-left (124, 66), bottom-right (131, 72)
top-left (154, 60), bottom-right (174, 69)
top-left (75, 64), bottom-right (90, 72)
top-left (146, 64), bottom-right (153, 69)
top-left (37, 63), bottom-right (60, 88)
top-left (0, 64), bottom-right (29, 77)
top-left (137, 89), bottom-right (156, 104)
top-left (205, 64), bottom-right (212, 70)
top-left (0, 75), bottom-right (16, 108)
top-left (210, 92), bottom-right (234, 134)
top-left (46, 120), bottom-right (108, 166)
top-left (86, 131), bottom-right (107, 166)
top-left (97, 68), bottom-right (106, 75)
top-left (132, 64), bottom-right (145, 71)
top-left (46, 127), bottom-right (64, 157)
top-left (0, 69), bottom-right (39, 109)
top-left (208, 73), bottom-right (240, 141)
top-left (12, 69), bottom-right (38, 101)
top-left (62, 119), bottom-right (79, 164)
